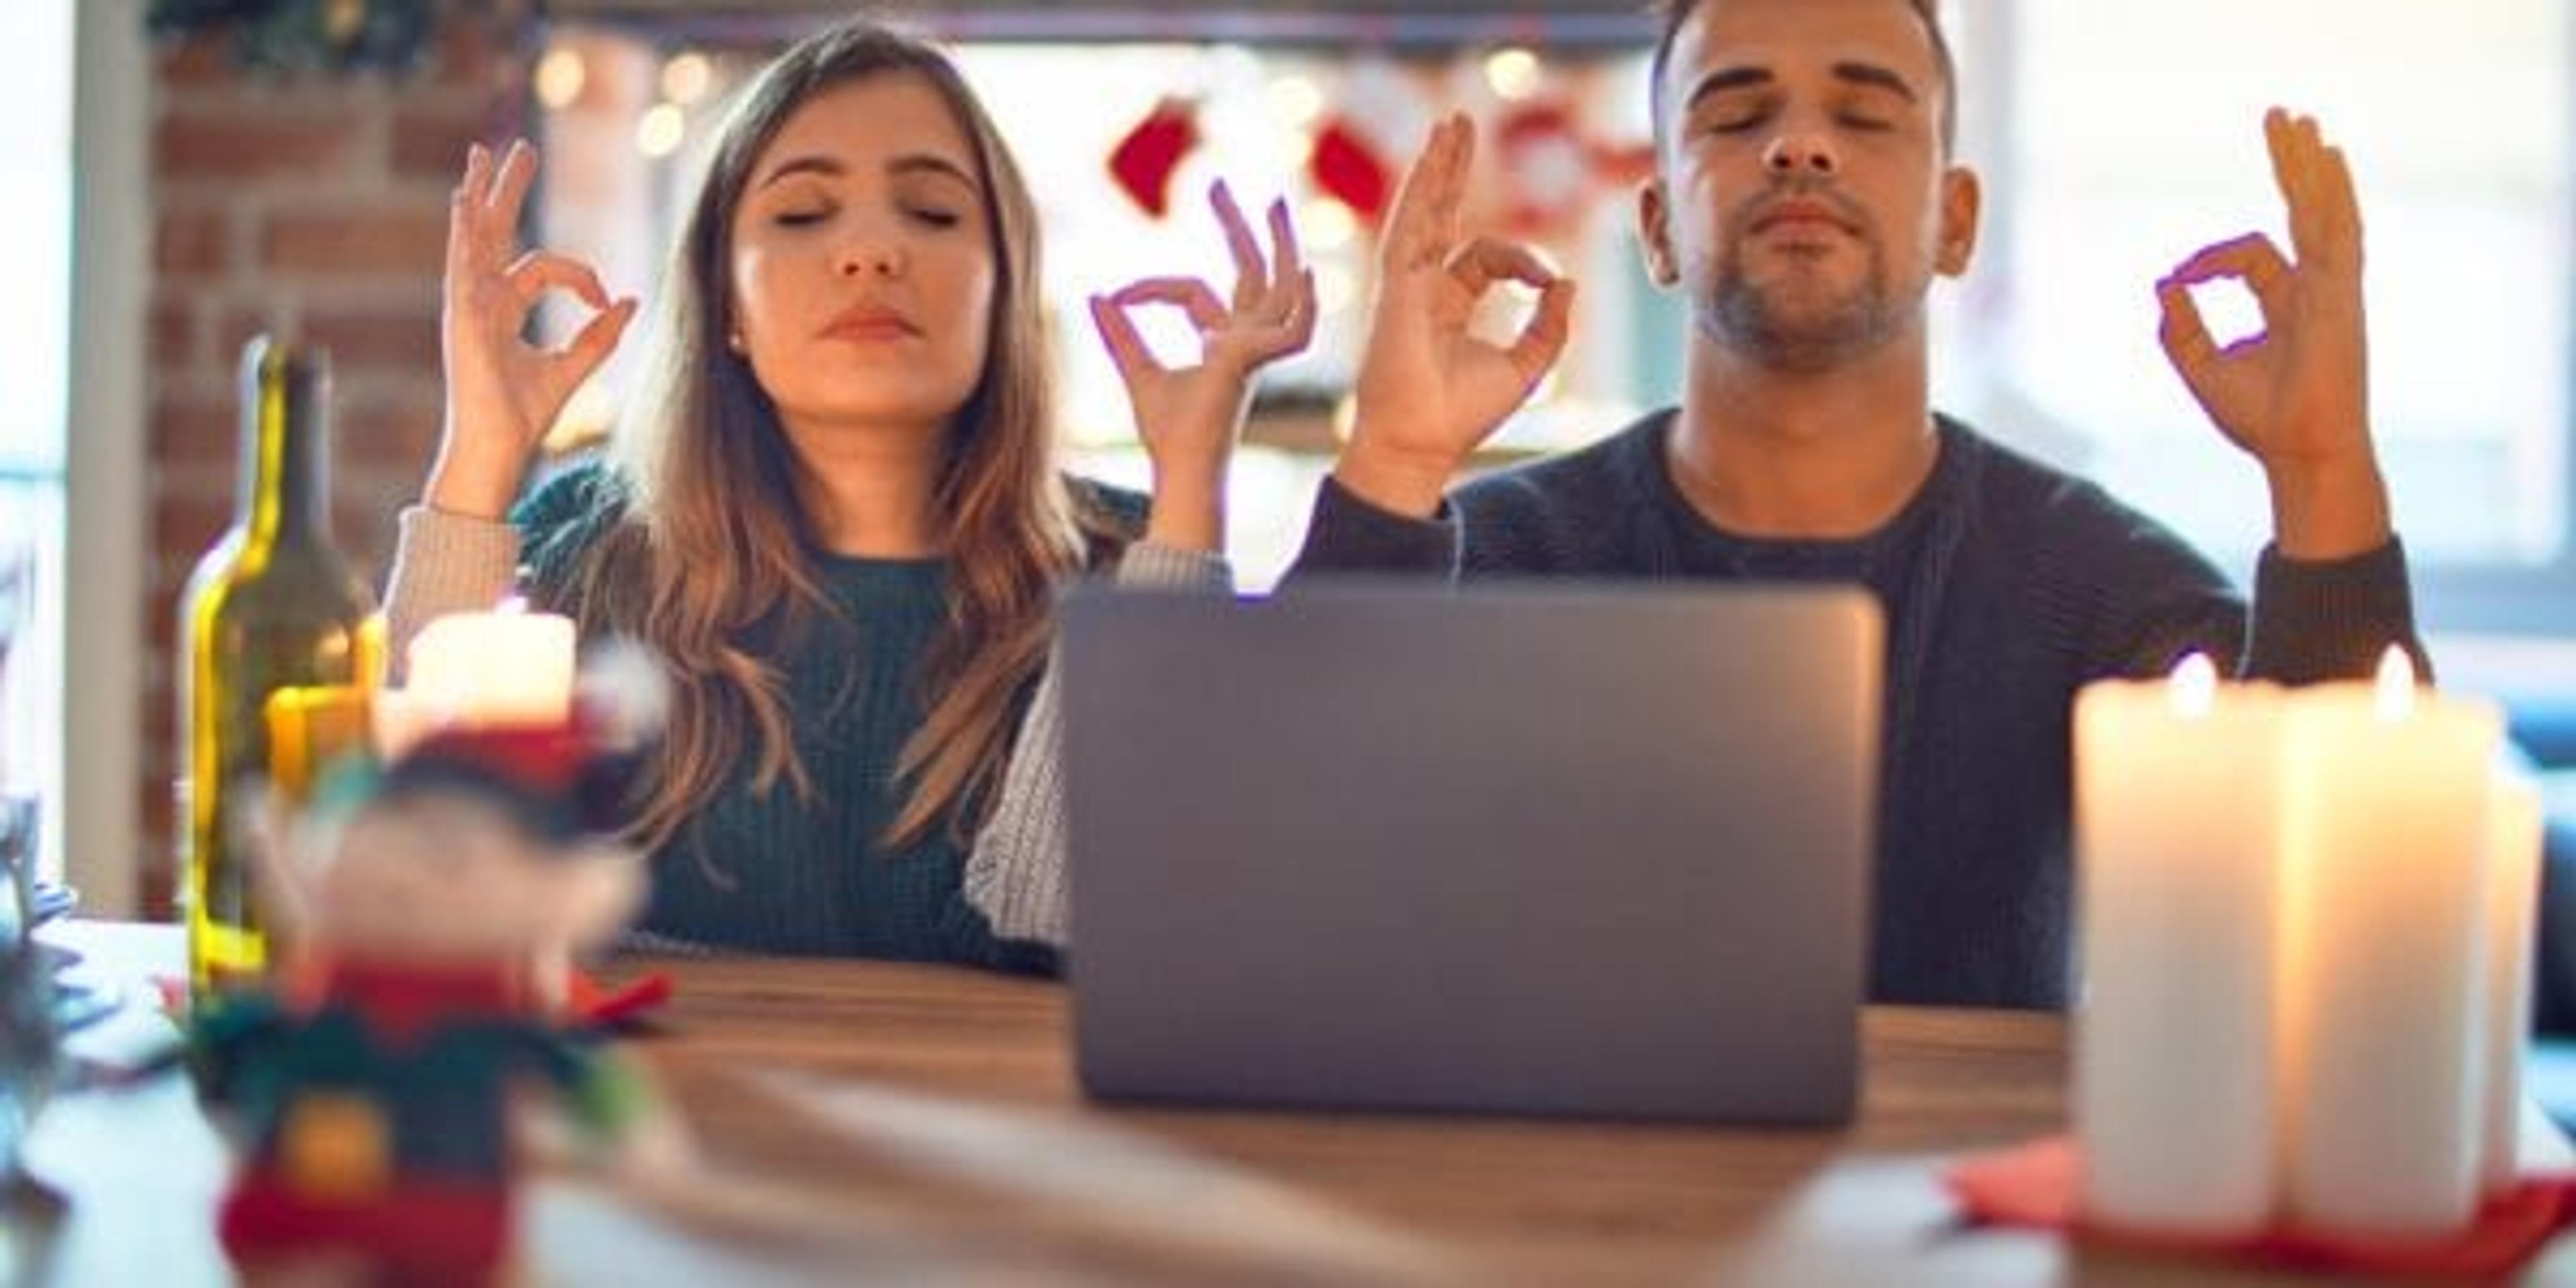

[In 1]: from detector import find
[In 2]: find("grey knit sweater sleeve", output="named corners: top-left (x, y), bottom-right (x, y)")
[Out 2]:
top-left (383, 502), bottom-right (1228, 948)
top-left (382, 504), bottom-right (523, 680)
top-left (962, 541), bottom-right (1232, 946)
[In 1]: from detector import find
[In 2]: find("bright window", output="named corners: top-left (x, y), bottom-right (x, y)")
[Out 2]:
top-left (1960, 0), bottom-right (2572, 610)
top-left (0, 0), bottom-right (71, 885)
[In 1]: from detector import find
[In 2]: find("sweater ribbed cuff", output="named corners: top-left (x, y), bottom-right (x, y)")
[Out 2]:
top-left (1112, 540), bottom-right (1232, 591)
top-left (2246, 536), bottom-right (2426, 685)
top-left (384, 504), bottom-right (523, 681)
top-left (1286, 475), bottom-right (1461, 579)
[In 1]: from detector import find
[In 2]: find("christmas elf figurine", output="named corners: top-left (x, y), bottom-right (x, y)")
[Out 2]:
top-left (191, 718), bottom-right (650, 1287)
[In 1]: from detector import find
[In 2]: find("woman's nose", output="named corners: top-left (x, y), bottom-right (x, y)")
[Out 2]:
top-left (837, 239), bottom-right (900, 278)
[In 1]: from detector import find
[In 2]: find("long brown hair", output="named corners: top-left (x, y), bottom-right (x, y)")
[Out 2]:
top-left (554, 19), bottom-right (1120, 861)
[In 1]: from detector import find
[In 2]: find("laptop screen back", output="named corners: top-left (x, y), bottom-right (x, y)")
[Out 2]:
top-left (1060, 582), bottom-right (1881, 1124)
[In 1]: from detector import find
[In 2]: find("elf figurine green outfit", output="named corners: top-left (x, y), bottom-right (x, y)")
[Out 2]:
top-left (192, 715), bottom-right (650, 1286)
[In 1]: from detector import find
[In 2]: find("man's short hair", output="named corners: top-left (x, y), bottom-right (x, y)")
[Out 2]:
top-left (1648, 0), bottom-right (1959, 155)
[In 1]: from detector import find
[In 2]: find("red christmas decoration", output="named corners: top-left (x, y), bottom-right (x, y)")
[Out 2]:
top-left (1308, 117), bottom-right (1396, 225)
top-left (1495, 100), bottom-right (1591, 234)
top-left (1306, 60), bottom-right (1428, 227)
top-left (1589, 139), bottom-right (1658, 190)
top-left (1107, 96), bottom-right (1200, 218)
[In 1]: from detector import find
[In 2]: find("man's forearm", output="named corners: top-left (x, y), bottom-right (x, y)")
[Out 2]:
top-left (2265, 449), bottom-right (2393, 561)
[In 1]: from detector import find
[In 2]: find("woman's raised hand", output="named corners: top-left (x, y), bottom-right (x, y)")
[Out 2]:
top-left (1091, 180), bottom-right (1317, 553)
top-left (429, 140), bottom-right (638, 519)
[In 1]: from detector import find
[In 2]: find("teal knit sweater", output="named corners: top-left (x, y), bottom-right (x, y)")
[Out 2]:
top-left (635, 552), bottom-right (1025, 966)
top-left (505, 466), bottom-right (1118, 971)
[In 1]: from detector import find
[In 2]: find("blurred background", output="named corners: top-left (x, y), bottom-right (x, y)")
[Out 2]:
top-left (7, 0), bottom-right (2576, 916)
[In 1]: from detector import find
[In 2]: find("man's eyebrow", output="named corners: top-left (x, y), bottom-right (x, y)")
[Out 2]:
top-left (1833, 61), bottom-right (1920, 103)
top-left (1680, 66), bottom-right (1774, 117)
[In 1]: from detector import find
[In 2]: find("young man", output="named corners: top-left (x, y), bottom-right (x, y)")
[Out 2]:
top-left (1291, 0), bottom-right (2422, 1008)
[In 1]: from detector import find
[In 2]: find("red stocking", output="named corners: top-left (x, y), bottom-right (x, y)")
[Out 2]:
top-left (1108, 96), bottom-right (1200, 218)
top-left (1308, 116), bottom-right (1393, 225)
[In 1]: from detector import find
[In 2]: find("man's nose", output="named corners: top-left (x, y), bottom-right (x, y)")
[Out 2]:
top-left (1762, 132), bottom-right (1840, 177)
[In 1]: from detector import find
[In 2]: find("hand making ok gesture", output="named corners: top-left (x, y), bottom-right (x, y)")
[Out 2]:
top-left (1332, 113), bottom-right (1579, 519)
top-left (2156, 109), bottom-right (2390, 559)
top-left (430, 140), bottom-right (639, 520)
top-left (1091, 180), bottom-right (1317, 553)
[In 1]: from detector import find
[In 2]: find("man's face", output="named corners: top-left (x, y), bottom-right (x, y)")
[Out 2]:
top-left (1642, 0), bottom-right (1977, 372)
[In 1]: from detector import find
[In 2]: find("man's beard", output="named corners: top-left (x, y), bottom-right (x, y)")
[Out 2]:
top-left (1697, 189), bottom-right (1917, 374)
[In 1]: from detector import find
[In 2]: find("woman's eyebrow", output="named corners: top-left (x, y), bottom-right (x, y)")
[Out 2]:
top-left (755, 154), bottom-right (845, 191)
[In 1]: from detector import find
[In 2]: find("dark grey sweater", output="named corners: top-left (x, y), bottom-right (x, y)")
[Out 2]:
top-left (1292, 411), bottom-right (2425, 1009)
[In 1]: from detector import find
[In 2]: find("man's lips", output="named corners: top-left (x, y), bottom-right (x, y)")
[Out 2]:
top-left (1751, 199), bottom-right (1854, 236)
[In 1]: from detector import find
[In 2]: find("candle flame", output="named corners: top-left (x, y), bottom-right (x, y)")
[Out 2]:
top-left (496, 596), bottom-right (529, 615)
top-left (2167, 652), bottom-right (2218, 718)
top-left (2372, 645), bottom-right (2416, 721)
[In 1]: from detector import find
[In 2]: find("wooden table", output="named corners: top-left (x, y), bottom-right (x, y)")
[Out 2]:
top-left (7, 922), bottom-right (2573, 1285)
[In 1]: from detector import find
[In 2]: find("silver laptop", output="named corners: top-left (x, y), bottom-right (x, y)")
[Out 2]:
top-left (1059, 582), bottom-right (1881, 1124)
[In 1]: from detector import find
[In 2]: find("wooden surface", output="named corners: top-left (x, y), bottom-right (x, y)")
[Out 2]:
top-left (6, 923), bottom-right (2573, 1285)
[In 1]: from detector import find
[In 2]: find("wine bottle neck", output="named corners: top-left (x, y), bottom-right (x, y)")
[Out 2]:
top-left (238, 343), bottom-right (332, 545)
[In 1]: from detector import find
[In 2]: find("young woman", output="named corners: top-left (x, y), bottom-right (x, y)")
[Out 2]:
top-left (382, 19), bottom-right (1313, 969)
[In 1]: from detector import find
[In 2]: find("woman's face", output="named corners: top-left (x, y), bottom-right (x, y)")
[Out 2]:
top-left (729, 72), bottom-right (996, 445)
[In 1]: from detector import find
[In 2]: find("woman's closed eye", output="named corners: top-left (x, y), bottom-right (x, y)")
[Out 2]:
top-left (903, 203), bottom-right (962, 230)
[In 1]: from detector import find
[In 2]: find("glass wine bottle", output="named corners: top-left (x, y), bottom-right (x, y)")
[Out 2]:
top-left (178, 337), bottom-right (383, 1000)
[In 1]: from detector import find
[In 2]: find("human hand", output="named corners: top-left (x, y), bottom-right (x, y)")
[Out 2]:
top-left (1091, 180), bottom-right (1316, 552)
top-left (2156, 109), bottom-right (2389, 558)
top-left (1335, 113), bottom-right (1576, 519)
top-left (431, 140), bottom-right (638, 519)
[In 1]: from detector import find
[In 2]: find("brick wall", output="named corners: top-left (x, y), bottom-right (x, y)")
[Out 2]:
top-left (142, 10), bottom-right (533, 912)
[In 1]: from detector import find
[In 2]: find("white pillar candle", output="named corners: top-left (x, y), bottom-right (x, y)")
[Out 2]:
top-left (403, 604), bottom-right (578, 729)
top-left (2480, 770), bottom-right (2545, 1195)
top-left (2072, 654), bottom-right (2285, 1236)
top-left (370, 686), bottom-right (447, 762)
top-left (2280, 648), bottom-right (2501, 1236)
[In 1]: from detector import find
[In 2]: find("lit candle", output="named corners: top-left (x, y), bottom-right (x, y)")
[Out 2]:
top-left (374, 603), bottom-right (578, 759)
top-left (262, 683), bottom-right (372, 802)
top-left (2072, 654), bottom-right (2285, 1236)
top-left (2480, 771), bottom-right (2545, 1195)
top-left (2280, 648), bottom-right (2501, 1236)
top-left (370, 686), bottom-right (447, 763)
